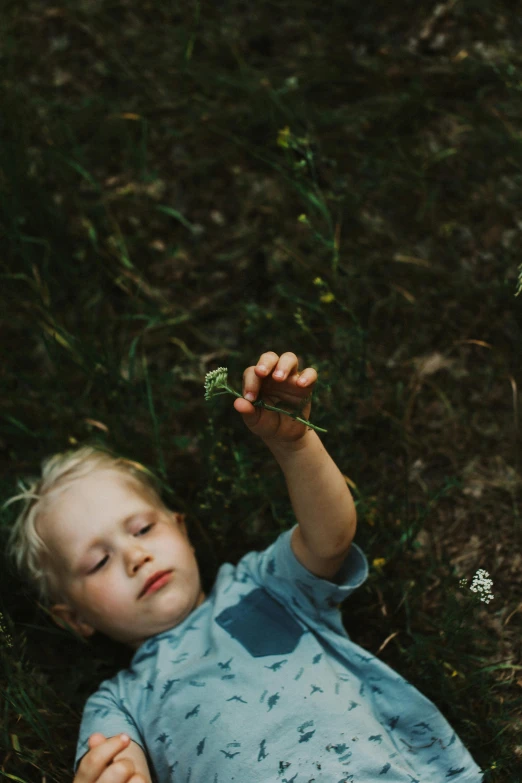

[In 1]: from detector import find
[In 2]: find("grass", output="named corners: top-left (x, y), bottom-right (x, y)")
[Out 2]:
top-left (1, 0), bottom-right (522, 779)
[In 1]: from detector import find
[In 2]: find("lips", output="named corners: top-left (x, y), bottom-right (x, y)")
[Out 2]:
top-left (139, 570), bottom-right (172, 598)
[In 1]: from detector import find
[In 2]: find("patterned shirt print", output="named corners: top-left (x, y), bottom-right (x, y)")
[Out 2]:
top-left (74, 525), bottom-right (484, 782)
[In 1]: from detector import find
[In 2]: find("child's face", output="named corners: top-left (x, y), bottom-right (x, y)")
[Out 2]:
top-left (38, 469), bottom-right (206, 649)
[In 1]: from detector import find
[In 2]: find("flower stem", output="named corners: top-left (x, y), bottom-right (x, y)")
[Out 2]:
top-left (253, 399), bottom-right (328, 433)
top-left (219, 384), bottom-right (328, 434)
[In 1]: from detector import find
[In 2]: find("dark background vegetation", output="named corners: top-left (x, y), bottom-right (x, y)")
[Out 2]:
top-left (1, 0), bottom-right (521, 780)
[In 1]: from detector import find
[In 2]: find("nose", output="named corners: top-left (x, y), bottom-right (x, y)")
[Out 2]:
top-left (125, 545), bottom-right (153, 575)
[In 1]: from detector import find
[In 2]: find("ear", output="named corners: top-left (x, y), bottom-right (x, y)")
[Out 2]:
top-left (172, 511), bottom-right (188, 535)
top-left (50, 603), bottom-right (96, 638)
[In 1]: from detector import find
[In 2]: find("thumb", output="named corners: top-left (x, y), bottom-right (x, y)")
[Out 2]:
top-left (233, 396), bottom-right (260, 428)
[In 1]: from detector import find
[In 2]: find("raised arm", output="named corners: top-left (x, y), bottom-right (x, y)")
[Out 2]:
top-left (234, 351), bottom-right (357, 579)
top-left (265, 429), bottom-right (357, 580)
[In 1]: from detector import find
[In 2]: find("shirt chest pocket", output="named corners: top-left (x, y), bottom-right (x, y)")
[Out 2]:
top-left (215, 587), bottom-right (306, 657)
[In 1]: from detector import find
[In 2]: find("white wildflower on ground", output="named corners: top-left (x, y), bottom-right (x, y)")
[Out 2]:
top-left (459, 569), bottom-right (494, 604)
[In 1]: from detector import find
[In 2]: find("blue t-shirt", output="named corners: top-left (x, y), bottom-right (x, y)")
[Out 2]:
top-left (74, 525), bottom-right (484, 782)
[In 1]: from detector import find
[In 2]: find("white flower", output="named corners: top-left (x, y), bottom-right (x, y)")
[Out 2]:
top-left (468, 568), bottom-right (494, 604)
top-left (204, 367), bottom-right (229, 401)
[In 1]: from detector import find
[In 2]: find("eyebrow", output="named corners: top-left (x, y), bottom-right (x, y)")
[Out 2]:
top-left (74, 511), bottom-right (149, 570)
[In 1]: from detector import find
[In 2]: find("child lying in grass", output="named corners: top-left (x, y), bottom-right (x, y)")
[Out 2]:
top-left (6, 351), bottom-right (484, 782)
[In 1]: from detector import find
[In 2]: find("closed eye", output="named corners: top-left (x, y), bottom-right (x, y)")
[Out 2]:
top-left (90, 555), bottom-right (108, 573)
top-left (136, 524), bottom-right (154, 536)
top-left (88, 524), bottom-right (154, 573)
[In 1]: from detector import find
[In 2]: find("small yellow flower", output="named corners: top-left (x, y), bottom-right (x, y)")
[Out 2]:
top-left (443, 661), bottom-right (463, 678)
top-left (277, 126), bottom-right (291, 148)
top-left (320, 292), bottom-right (335, 304)
top-left (372, 558), bottom-right (386, 569)
top-left (313, 277), bottom-right (324, 286)
top-left (298, 214), bottom-right (309, 224)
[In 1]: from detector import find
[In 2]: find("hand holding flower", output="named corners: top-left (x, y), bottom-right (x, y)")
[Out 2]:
top-left (204, 351), bottom-right (326, 443)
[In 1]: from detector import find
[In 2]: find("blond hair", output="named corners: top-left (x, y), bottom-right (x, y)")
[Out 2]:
top-left (3, 445), bottom-right (169, 607)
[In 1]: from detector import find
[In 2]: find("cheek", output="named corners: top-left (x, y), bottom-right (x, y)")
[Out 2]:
top-left (83, 574), bottom-right (130, 616)
top-left (156, 527), bottom-right (189, 556)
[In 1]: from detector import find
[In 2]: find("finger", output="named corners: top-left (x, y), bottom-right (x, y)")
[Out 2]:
top-left (79, 734), bottom-right (130, 780)
top-left (244, 361), bottom-right (314, 401)
top-left (88, 733), bottom-right (107, 750)
top-left (99, 758), bottom-right (135, 783)
top-left (242, 365), bottom-right (260, 402)
top-left (271, 351), bottom-right (299, 381)
top-left (254, 351), bottom-right (279, 377)
top-left (296, 367), bottom-right (318, 387)
top-left (233, 395), bottom-right (258, 420)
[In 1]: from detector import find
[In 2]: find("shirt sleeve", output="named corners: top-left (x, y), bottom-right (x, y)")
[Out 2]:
top-left (238, 523), bottom-right (369, 634)
top-left (74, 678), bottom-right (148, 775)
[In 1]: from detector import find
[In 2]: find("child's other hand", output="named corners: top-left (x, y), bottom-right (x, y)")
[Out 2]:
top-left (233, 351), bottom-right (317, 445)
top-left (73, 733), bottom-right (145, 783)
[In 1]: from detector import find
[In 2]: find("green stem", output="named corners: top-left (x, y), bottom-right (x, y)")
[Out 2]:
top-left (253, 399), bottom-right (328, 433)
top-left (210, 384), bottom-right (328, 434)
